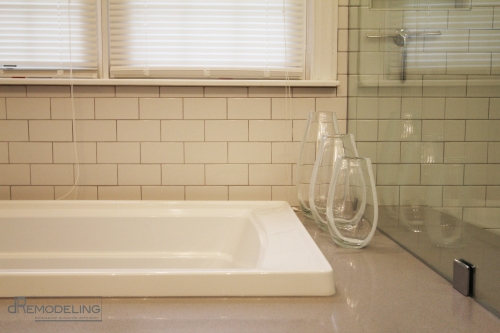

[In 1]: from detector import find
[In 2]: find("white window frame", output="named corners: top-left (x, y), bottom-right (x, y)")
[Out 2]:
top-left (0, 0), bottom-right (338, 87)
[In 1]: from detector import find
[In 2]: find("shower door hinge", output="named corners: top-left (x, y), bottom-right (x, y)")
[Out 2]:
top-left (453, 259), bottom-right (475, 297)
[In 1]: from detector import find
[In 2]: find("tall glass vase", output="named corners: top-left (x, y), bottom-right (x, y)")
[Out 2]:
top-left (309, 134), bottom-right (358, 230)
top-left (297, 111), bottom-right (339, 219)
top-left (326, 157), bottom-right (378, 249)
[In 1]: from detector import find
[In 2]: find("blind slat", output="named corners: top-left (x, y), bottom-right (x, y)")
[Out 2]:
top-left (109, 0), bottom-right (306, 79)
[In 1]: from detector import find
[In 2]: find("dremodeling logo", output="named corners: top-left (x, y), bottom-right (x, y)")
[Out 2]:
top-left (7, 297), bottom-right (102, 322)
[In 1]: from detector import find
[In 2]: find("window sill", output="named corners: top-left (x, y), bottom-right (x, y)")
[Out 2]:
top-left (0, 78), bottom-right (340, 87)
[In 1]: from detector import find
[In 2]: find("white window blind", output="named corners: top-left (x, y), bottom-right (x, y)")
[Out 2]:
top-left (109, 0), bottom-right (306, 79)
top-left (0, 0), bottom-right (98, 78)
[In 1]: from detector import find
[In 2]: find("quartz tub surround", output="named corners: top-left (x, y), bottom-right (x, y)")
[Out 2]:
top-left (1, 211), bottom-right (499, 333)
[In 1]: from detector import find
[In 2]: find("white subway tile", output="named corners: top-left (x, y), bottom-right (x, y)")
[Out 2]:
top-left (376, 142), bottom-right (400, 163)
top-left (0, 86), bottom-right (26, 97)
top-left (401, 142), bottom-right (444, 164)
top-left (444, 120), bottom-right (466, 141)
top-left (184, 98), bottom-right (226, 119)
top-left (229, 142), bottom-right (271, 163)
top-left (316, 98), bottom-right (348, 120)
top-left (421, 164), bottom-right (464, 185)
top-left (271, 98), bottom-right (315, 119)
top-left (53, 142), bottom-right (97, 164)
top-left (337, 51), bottom-right (348, 75)
top-left (376, 186), bottom-right (400, 206)
top-left (355, 98), bottom-right (378, 120)
top-left (490, 98), bottom-right (500, 119)
top-left (161, 120), bottom-right (204, 141)
top-left (0, 97), bottom-right (5, 118)
top-left (55, 186), bottom-right (98, 200)
top-left (27, 86), bottom-right (70, 98)
top-left (0, 186), bottom-right (10, 200)
top-left (400, 186), bottom-right (443, 206)
top-left (11, 186), bottom-right (54, 200)
top-left (443, 186), bottom-right (486, 207)
top-left (378, 98), bottom-right (401, 119)
top-left (378, 120), bottom-right (421, 141)
top-left (31, 164), bottom-right (74, 185)
top-left (186, 186), bottom-right (228, 200)
top-left (228, 98), bottom-right (271, 119)
top-left (249, 120), bottom-right (292, 142)
top-left (487, 187), bottom-right (500, 206)
top-left (29, 120), bottom-right (73, 141)
top-left (0, 164), bottom-right (30, 185)
top-left (401, 98), bottom-right (422, 119)
top-left (142, 186), bottom-right (184, 200)
top-left (51, 98), bottom-right (95, 119)
top-left (7, 98), bottom-right (50, 119)
top-left (466, 120), bottom-right (500, 141)
top-left (248, 87), bottom-right (287, 97)
top-left (206, 164), bottom-right (248, 185)
top-left (292, 88), bottom-right (335, 98)
top-left (98, 186), bottom-right (142, 200)
top-left (444, 142), bottom-right (487, 164)
top-left (185, 142), bottom-right (227, 163)
top-left (162, 164), bottom-right (204, 185)
top-left (447, 53), bottom-right (492, 75)
top-left (75, 120), bottom-right (116, 142)
top-left (97, 142), bottom-right (140, 163)
top-left (118, 164), bottom-right (161, 185)
top-left (354, 120), bottom-right (378, 141)
top-left (0, 120), bottom-right (28, 141)
top-left (205, 120), bottom-right (248, 141)
top-left (249, 164), bottom-right (291, 185)
top-left (377, 164), bottom-right (420, 185)
top-left (463, 208), bottom-right (500, 229)
top-left (469, 30), bottom-right (500, 53)
top-left (141, 142), bottom-right (184, 163)
top-left (9, 142), bottom-right (52, 163)
top-left (205, 87), bottom-right (247, 97)
top-left (488, 142), bottom-right (500, 163)
top-left (292, 119), bottom-right (306, 142)
top-left (422, 120), bottom-right (444, 141)
top-left (356, 142), bottom-right (377, 162)
top-left (229, 186), bottom-right (271, 201)
top-left (271, 142), bottom-right (300, 164)
top-left (359, 52), bottom-right (384, 75)
top-left (422, 98), bottom-right (445, 119)
top-left (160, 87), bottom-right (203, 97)
top-left (95, 98), bottom-right (139, 119)
top-left (0, 143), bottom-right (7, 163)
top-left (117, 120), bottom-right (161, 141)
top-left (271, 186), bottom-right (299, 206)
top-left (77, 164), bottom-right (117, 185)
top-left (139, 98), bottom-right (182, 119)
top-left (73, 86), bottom-right (115, 98)
top-left (116, 86), bottom-right (159, 98)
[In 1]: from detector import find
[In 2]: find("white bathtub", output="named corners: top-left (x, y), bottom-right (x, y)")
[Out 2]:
top-left (0, 201), bottom-right (335, 297)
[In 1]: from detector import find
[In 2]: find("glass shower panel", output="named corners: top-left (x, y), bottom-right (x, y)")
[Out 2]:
top-left (347, 0), bottom-right (500, 318)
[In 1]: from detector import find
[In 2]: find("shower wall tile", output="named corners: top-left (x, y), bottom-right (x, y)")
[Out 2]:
top-left (55, 186), bottom-right (98, 200)
top-left (73, 86), bottom-right (115, 98)
top-left (0, 186), bottom-right (10, 200)
top-left (205, 120), bottom-right (248, 141)
top-left (11, 186), bottom-right (54, 200)
top-left (448, 8), bottom-right (494, 30)
top-left (376, 186), bottom-right (400, 206)
top-left (185, 142), bottom-right (227, 163)
top-left (97, 142), bottom-right (140, 163)
top-left (421, 164), bottom-right (464, 185)
top-left (31, 164), bottom-right (74, 185)
top-left (206, 164), bottom-right (248, 185)
top-left (444, 142), bottom-right (488, 163)
top-left (228, 98), bottom-right (271, 119)
top-left (27, 86), bottom-right (70, 98)
top-left (249, 164), bottom-right (291, 186)
top-left (401, 142), bottom-right (444, 164)
top-left (465, 164), bottom-right (500, 185)
top-left (488, 142), bottom-right (500, 162)
top-left (116, 86), bottom-right (159, 98)
top-left (184, 98), bottom-right (226, 119)
top-left (140, 142), bottom-right (184, 164)
top-left (271, 186), bottom-right (299, 206)
top-left (249, 120), bottom-right (292, 141)
top-left (76, 164), bottom-right (117, 185)
top-left (118, 164), bottom-right (161, 185)
top-left (248, 87), bottom-right (286, 98)
top-left (162, 164), bottom-right (204, 185)
top-left (0, 164), bottom-right (30, 185)
top-left (0, 86), bottom-right (26, 97)
top-left (0, 120), bottom-right (28, 141)
top-left (160, 86), bottom-right (203, 98)
top-left (271, 142), bottom-right (300, 164)
top-left (186, 186), bottom-right (228, 200)
top-left (29, 120), bottom-right (73, 142)
top-left (9, 142), bottom-right (52, 163)
top-left (75, 120), bottom-right (116, 142)
top-left (161, 120), bottom-right (204, 141)
top-left (400, 186), bottom-right (443, 206)
top-left (0, 98), bottom-right (5, 119)
top-left (205, 87), bottom-right (247, 98)
top-left (98, 186), bottom-right (142, 200)
top-left (139, 98), bottom-right (183, 119)
top-left (229, 186), bottom-right (272, 201)
top-left (376, 142), bottom-right (401, 163)
top-left (7, 98), bottom-right (50, 119)
top-left (316, 97), bottom-right (348, 119)
top-left (0, 143), bottom-right (7, 163)
top-left (117, 120), bottom-right (161, 141)
top-left (377, 164), bottom-right (420, 185)
top-left (228, 142), bottom-right (271, 163)
top-left (141, 186), bottom-right (184, 200)
top-left (95, 98), bottom-right (139, 119)
top-left (51, 98), bottom-right (95, 119)
top-left (486, 186), bottom-right (500, 206)
top-left (271, 98), bottom-right (315, 119)
top-left (443, 186), bottom-right (486, 207)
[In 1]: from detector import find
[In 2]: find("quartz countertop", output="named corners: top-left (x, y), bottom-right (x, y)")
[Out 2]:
top-left (1, 211), bottom-right (499, 333)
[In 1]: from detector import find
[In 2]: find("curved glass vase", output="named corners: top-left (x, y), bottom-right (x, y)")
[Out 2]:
top-left (297, 111), bottom-right (339, 219)
top-left (326, 157), bottom-right (378, 249)
top-left (309, 134), bottom-right (358, 230)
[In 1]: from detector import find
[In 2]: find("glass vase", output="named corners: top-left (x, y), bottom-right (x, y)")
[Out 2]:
top-left (326, 157), bottom-right (378, 249)
top-left (297, 111), bottom-right (339, 219)
top-left (309, 134), bottom-right (358, 230)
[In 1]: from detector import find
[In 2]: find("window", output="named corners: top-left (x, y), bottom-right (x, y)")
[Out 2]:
top-left (0, 0), bottom-right (337, 85)
top-left (0, 0), bottom-right (99, 78)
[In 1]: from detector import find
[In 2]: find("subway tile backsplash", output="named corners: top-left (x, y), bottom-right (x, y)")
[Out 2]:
top-left (1, 86), bottom-right (343, 202)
